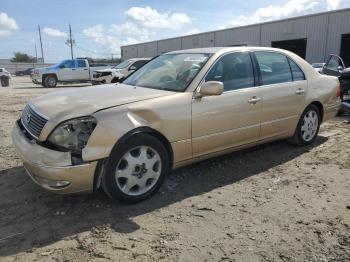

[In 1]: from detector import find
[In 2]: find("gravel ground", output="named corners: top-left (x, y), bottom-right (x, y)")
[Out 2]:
top-left (0, 77), bottom-right (349, 262)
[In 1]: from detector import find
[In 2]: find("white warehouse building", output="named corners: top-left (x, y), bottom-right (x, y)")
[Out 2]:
top-left (121, 8), bottom-right (350, 67)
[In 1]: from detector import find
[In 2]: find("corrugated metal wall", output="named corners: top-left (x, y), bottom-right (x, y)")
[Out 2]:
top-left (326, 9), bottom-right (350, 59)
top-left (121, 9), bottom-right (350, 63)
top-left (137, 42), bottom-right (158, 58)
top-left (158, 38), bottom-right (182, 54)
top-left (181, 32), bottom-right (215, 49)
top-left (215, 26), bottom-right (260, 47)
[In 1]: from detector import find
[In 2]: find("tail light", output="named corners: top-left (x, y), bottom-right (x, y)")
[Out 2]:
top-left (336, 82), bottom-right (341, 97)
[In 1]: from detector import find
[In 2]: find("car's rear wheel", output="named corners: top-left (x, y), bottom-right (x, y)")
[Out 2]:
top-left (102, 133), bottom-right (169, 203)
top-left (290, 104), bottom-right (321, 146)
top-left (44, 75), bottom-right (57, 88)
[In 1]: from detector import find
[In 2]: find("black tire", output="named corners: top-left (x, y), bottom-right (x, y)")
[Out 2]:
top-left (111, 77), bottom-right (119, 83)
top-left (102, 133), bottom-right (170, 203)
top-left (1, 77), bottom-right (9, 87)
top-left (289, 104), bottom-right (321, 146)
top-left (44, 75), bottom-right (57, 88)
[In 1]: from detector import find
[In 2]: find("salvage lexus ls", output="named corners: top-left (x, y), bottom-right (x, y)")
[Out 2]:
top-left (12, 47), bottom-right (341, 202)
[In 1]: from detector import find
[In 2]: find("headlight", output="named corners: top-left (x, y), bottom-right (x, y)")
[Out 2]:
top-left (48, 117), bottom-right (97, 152)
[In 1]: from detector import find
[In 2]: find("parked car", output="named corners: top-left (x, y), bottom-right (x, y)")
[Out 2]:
top-left (15, 67), bottom-right (34, 76)
top-left (0, 68), bottom-right (11, 87)
top-left (31, 59), bottom-right (110, 88)
top-left (311, 63), bottom-right (325, 73)
top-left (320, 54), bottom-right (350, 113)
top-left (92, 58), bottom-right (151, 85)
top-left (13, 47), bottom-right (340, 202)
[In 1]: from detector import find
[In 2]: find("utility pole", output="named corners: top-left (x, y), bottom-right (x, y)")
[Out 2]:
top-left (35, 44), bottom-right (38, 63)
top-left (65, 24), bottom-right (75, 59)
top-left (38, 25), bottom-right (44, 63)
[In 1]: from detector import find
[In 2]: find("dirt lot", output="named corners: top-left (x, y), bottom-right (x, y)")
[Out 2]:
top-left (0, 77), bottom-right (349, 262)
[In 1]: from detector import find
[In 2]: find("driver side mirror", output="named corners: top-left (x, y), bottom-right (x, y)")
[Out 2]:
top-left (196, 81), bottom-right (224, 98)
top-left (59, 64), bottom-right (65, 69)
top-left (129, 65), bottom-right (137, 71)
top-left (338, 66), bottom-right (344, 72)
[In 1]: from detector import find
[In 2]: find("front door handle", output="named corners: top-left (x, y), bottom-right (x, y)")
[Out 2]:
top-left (295, 89), bottom-right (305, 95)
top-left (248, 97), bottom-right (261, 104)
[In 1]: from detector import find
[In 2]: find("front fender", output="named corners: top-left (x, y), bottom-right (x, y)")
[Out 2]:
top-left (82, 93), bottom-right (192, 163)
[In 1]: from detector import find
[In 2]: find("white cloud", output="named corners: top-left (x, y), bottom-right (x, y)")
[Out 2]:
top-left (43, 27), bottom-right (67, 37)
top-left (125, 6), bottom-right (191, 30)
top-left (82, 25), bottom-right (122, 55)
top-left (110, 22), bottom-right (152, 36)
top-left (81, 6), bottom-right (192, 56)
top-left (326, 0), bottom-right (341, 10)
top-left (223, 0), bottom-right (348, 28)
top-left (82, 24), bottom-right (105, 38)
top-left (0, 12), bottom-right (19, 36)
top-left (185, 28), bottom-right (200, 35)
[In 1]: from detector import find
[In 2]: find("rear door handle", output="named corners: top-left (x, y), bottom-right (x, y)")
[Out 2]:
top-left (295, 89), bottom-right (305, 95)
top-left (248, 97), bottom-right (261, 104)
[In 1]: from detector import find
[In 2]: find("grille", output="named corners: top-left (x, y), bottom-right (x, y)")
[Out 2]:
top-left (20, 104), bottom-right (48, 139)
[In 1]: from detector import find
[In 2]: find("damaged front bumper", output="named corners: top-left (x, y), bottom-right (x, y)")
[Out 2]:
top-left (12, 121), bottom-right (97, 194)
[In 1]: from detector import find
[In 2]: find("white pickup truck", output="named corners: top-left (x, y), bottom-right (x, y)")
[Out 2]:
top-left (31, 59), bottom-right (110, 88)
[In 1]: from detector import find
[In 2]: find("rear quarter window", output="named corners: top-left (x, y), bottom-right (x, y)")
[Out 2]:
top-left (288, 58), bottom-right (305, 81)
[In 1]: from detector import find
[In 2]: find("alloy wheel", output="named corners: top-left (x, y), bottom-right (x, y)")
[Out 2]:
top-left (115, 146), bottom-right (162, 196)
top-left (301, 109), bottom-right (318, 142)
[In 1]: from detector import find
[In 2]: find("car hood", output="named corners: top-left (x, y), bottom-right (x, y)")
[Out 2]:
top-left (94, 68), bottom-right (119, 73)
top-left (31, 83), bottom-right (175, 122)
top-left (34, 65), bottom-right (57, 72)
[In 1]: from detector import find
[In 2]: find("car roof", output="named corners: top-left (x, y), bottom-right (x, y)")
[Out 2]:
top-left (129, 58), bottom-right (151, 61)
top-left (166, 46), bottom-right (289, 55)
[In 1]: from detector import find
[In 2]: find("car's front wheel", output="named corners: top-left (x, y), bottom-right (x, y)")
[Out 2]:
top-left (290, 104), bottom-right (321, 146)
top-left (43, 75), bottom-right (57, 88)
top-left (0, 77), bottom-right (9, 87)
top-left (102, 134), bottom-right (169, 203)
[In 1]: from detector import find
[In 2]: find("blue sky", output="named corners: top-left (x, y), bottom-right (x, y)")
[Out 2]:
top-left (0, 0), bottom-right (349, 62)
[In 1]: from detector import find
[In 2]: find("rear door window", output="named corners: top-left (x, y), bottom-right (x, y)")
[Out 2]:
top-left (205, 52), bottom-right (255, 91)
top-left (255, 52), bottom-right (292, 85)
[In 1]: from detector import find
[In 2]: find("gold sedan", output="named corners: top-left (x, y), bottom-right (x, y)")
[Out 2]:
top-left (12, 47), bottom-right (341, 202)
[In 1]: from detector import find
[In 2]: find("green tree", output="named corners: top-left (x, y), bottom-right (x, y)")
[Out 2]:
top-left (11, 52), bottom-right (36, 63)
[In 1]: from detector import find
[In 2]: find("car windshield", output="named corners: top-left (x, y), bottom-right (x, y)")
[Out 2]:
top-left (114, 60), bottom-right (132, 69)
top-left (123, 53), bottom-right (211, 92)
